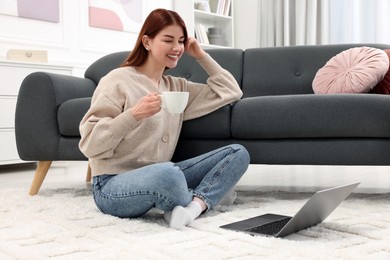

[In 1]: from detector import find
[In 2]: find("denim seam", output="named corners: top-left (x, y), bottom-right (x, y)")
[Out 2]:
top-left (193, 147), bottom-right (238, 210)
top-left (99, 190), bottom-right (158, 199)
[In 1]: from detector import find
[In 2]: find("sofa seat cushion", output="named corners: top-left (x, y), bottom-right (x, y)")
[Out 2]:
top-left (231, 94), bottom-right (390, 139)
top-left (181, 105), bottom-right (231, 139)
top-left (58, 97), bottom-right (91, 137)
top-left (58, 98), bottom-right (231, 139)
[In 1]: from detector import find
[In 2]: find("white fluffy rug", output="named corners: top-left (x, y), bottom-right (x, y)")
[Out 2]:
top-left (1, 184), bottom-right (389, 260)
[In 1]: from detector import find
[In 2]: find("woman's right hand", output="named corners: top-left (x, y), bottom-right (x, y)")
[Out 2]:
top-left (185, 36), bottom-right (207, 60)
top-left (130, 92), bottom-right (161, 121)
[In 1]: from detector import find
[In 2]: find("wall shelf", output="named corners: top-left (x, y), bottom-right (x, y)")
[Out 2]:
top-left (174, 0), bottom-right (234, 48)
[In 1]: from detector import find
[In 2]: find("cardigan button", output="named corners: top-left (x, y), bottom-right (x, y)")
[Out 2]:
top-left (161, 135), bottom-right (169, 142)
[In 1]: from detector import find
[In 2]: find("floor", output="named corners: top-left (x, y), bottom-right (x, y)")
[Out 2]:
top-left (1, 161), bottom-right (389, 194)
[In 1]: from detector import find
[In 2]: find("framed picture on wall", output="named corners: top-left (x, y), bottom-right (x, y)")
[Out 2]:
top-left (88, 0), bottom-right (144, 33)
top-left (80, 0), bottom-right (171, 53)
top-left (0, 0), bottom-right (60, 23)
top-left (0, 0), bottom-right (65, 49)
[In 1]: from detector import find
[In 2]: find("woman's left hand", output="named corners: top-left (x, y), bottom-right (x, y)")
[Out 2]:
top-left (185, 37), bottom-right (207, 60)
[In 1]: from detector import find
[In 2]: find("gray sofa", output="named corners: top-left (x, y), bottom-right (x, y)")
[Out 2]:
top-left (15, 43), bottom-right (390, 195)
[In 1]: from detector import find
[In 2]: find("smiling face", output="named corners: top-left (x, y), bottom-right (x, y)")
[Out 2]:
top-left (144, 24), bottom-right (185, 70)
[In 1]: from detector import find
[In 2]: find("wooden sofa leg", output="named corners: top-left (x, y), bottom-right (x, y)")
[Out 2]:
top-left (29, 160), bottom-right (52, 196)
top-left (86, 162), bottom-right (92, 182)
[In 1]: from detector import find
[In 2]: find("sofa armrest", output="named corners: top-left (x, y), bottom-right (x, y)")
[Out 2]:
top-left (15, 72), bottom-right (96, 161)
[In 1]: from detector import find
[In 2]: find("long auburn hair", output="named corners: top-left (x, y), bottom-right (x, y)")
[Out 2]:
top-left (121, 8), bottom-right (188, 67)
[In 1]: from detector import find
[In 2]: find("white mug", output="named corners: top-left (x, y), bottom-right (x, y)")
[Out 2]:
top-left (160, 91), bottom-right (189, 114)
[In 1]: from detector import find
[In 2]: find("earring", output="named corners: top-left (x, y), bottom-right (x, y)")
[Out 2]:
top-left (145, 46), bottom-right (149, 51)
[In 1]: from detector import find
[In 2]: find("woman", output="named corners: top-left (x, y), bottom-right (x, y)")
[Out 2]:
top-left (79, 8), bottom-right (250, 230)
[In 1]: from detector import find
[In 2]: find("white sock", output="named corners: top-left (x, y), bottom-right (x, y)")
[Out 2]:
top-left (164, 201), bottom-right (202, 230)
top-left (218, 189), bottom-right (237, 206)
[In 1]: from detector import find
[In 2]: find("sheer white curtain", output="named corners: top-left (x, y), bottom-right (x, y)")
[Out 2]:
top-left (258, 0), bottom-right (330, 47)
top-left (329, 0), bottom-right (390, 44)
top-left (258, 0), bottom-right (390, 47)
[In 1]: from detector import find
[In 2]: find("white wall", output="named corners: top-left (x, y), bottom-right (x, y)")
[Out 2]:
top-left (0, 0), bottom-right (172, 76)
top-left (233, 0), bottom-right (259, 50)
top-left (0, 0), bottom-right (258, 74)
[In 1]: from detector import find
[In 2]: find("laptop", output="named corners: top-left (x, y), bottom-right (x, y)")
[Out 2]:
top-left (220, 182), bottom-right (360, 238)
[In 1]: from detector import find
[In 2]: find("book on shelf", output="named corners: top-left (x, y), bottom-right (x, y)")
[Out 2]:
top-left (195, 23), bottom-right (209, 45)
top-left (223, 0), bottom-right (231, 16)
top-left (215, 0), bottom-right (231, 16)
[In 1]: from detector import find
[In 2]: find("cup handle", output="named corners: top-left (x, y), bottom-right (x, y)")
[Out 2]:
top-left (158, 94), bottom-right (164, 108)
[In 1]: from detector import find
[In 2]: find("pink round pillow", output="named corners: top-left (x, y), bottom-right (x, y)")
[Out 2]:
top-left (313, 47), bottom-right (389, 94)
top-left (371, 49), bottom-right (390, 94)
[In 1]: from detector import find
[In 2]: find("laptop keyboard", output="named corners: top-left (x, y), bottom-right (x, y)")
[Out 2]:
top-left (245, 217), bottom-right (292, 235)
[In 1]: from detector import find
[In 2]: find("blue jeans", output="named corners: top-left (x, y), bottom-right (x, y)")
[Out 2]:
top-left (92, 144), bottom-right (250, 218)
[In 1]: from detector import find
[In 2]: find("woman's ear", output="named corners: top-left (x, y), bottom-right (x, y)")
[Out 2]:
top-left (142, 35), bottom-right (150, 51)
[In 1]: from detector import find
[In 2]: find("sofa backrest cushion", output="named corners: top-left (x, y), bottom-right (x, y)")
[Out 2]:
top-left (165, 48), bottom-right (243, 86)
top-left (85, 51), bottom-right (130, 85)
top-left (85, 48), bottom-right (244, 90)
top-left (241, 44), bottom-right (390, 98)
